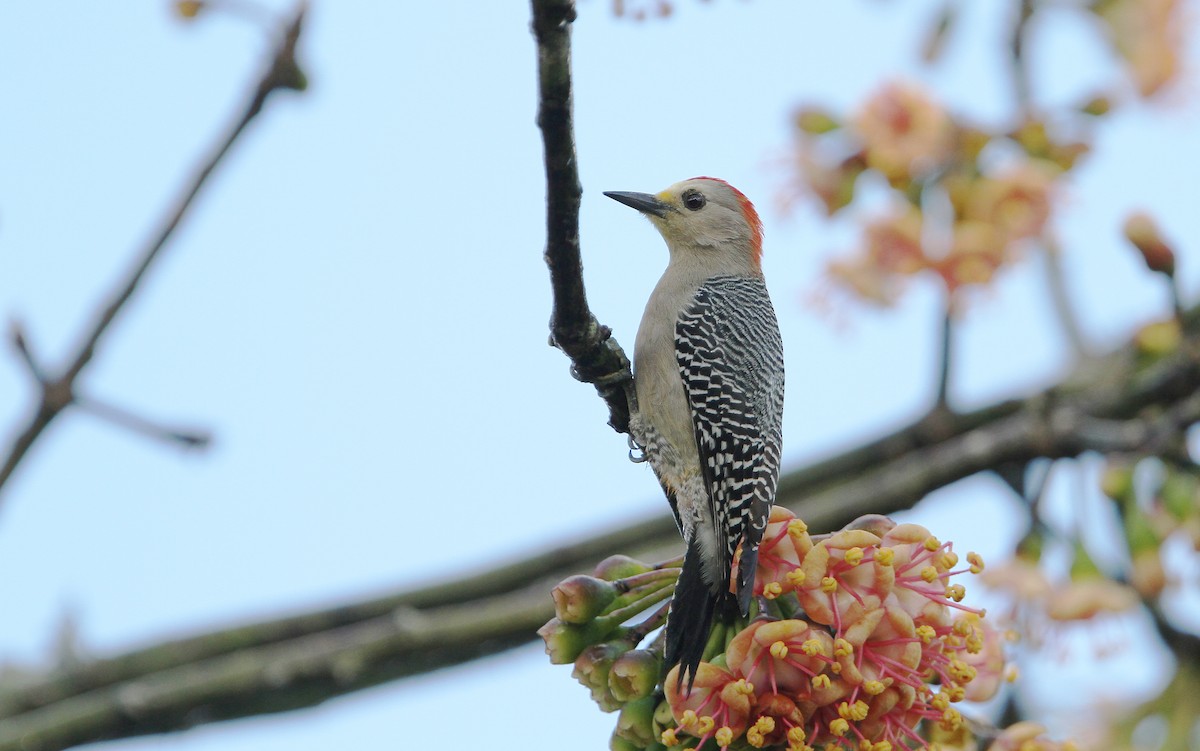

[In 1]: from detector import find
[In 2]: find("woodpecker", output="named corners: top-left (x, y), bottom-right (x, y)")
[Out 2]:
top-left (605, 177), bottom-right (784, 690)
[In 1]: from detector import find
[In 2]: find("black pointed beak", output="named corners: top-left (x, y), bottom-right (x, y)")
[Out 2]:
top-left (604, 191), bottom-right (671, 218)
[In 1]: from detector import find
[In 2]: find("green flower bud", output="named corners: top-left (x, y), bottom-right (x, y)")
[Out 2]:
top-left (1080, 94), bottom-right (1112, 116)
top-left (609, 735), bottom-right (640, 751)
top-left (573, 642), bottom-right (631, 712)
top-left (794, 106), bottom-right (840, 135)
top-left (608, 649), bottom-right (661, 702)
top-left (1134, 319), bottom-right (1181, 359)
top-left (594, 555), bottom-right (652, 581)
top-left (615, 695), bottom-right (660, 747)
top-left (553, 575), bottom-right (620, 624)
top-left (539, 618), bottom-right (624, 664)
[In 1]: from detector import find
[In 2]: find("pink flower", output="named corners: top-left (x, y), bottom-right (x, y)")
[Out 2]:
top-left (725, 619), bottom-right (836, 696)
top-left (934, 220), bottom-right (1008, 290)
top-left (963, 162), bottom-right (1058, 244)
top-left (663, 662), bottom-right (754, 745)
top-left (795, 528), bottom-right (894, 634)
top-left (855, 82), bottom-right (954, 181)
top-left (1046, 578), bottom-right (1139, 621)
top-left (748, 506), bottom-right (815, 598)
top-left (988, 721), bottom-right (1076, 750)
top-left (864, 207), bottom-right (927, 276)
top-left (957, 615), bottom-right (1007, 702)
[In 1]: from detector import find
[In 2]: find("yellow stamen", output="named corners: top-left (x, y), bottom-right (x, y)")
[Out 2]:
top-left (770, 640), bottom-right (789, 659)
top-left (938, 551), bottom-right (959, 569)
top-left (875, 548), bottom-right (895, 566)
top-left (812, 674), bottom-right (832, 689)
top-left (678, 710), bottom-right (698, 730)
top-left (787, 568), bottom-right (807, 587)
top-left (938, 707), bottom-right (963, 732)
top-left (967, 551), bottom-right (985, 573)
top-left (787, 727), bottom-right (807, 745)
top-left (788, 519), bottom-right (809, 537)
top-left (920, 565), bottom-right (940, 583)
top-left (834, 638), bottom-right (854, 657)
top-left (945, 583), bottom-right (966, 601)
top-left (837, 699), bottom-right (869, 721)
top-left (715, 726), bottom-right (734, 748)
top-left (661, 728), bottom-right (679, 746)
top-left (829, 718), bottom-right (850, 737)
top-left (916, 624), bottom-right (936, 643)
top-left (863, 679), bottom-right (887, 695)
top-left (732, 678), bottom-right (755, 696)
top-left (696, 716), bottom-right (715, 735)
top-left (801, 638), bottom-right (826, 656)
top-left (844, 547), bottom-right (865, 566)
top-left (923, 536), bottom-right (941, 552)
top-left (821, 576), bottom-right (838, 593)
top-left (949, 659), bottom-right (977, 684)
top-left (764, 581), bottom-right (783, 600)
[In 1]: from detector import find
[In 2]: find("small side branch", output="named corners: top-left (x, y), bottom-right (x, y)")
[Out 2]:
top-left (0, 3), bottom-right (308, 504)
top-left (532, 0), bottom-right (636, 433)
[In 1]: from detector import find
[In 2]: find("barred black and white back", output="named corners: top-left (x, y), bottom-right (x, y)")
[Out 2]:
top-left (665, 273), bottom-right (784, 685)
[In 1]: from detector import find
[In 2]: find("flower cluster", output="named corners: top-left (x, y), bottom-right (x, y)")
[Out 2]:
top-left (794, 81), bottom-right (1075, 305)
top-left (659, 508), bottom-right (1001, 750)
top-left (540, 510), bottom-right (1018, 750)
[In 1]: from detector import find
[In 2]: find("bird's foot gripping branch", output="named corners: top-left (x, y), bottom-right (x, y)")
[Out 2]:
top-left (540, 509), bottom-right (1070, 751)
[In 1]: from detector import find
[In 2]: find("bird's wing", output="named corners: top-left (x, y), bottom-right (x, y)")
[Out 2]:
top-left (675, 275), bottom-right (785, 612)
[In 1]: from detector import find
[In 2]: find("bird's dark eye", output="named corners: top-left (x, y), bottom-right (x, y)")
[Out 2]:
top-left (682, 190), bottom-right (706, 211)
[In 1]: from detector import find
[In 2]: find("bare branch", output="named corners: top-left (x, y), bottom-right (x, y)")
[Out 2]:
top-left (0, 3), bottom-right (308, 502)
top-left (73, 395), bottom-right (212, 450)
top-left (533, 0), bottom-right (636, 433)
top-left (0, 584), bottom-right (551, 751)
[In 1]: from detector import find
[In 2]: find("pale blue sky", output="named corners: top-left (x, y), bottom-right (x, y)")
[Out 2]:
top-left (0, 1), bottom-right (1195, 750)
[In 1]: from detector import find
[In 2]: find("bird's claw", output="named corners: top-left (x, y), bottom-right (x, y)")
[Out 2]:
top-left (627, 435), bottom-right (646, 463)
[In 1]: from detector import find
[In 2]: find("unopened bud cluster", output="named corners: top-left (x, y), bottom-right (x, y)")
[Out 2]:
top-left (538, 556), bottom-right (674, 715)
top-left (541, 510), bottom-right (1008, 750)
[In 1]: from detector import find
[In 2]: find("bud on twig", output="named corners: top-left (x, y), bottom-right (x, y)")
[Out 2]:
top-left (593, 554), bottom-right (653, 581)
top-left (794, 106), bottom-right (840, 135)
top-left (1123, 211), bottom-right (1176, 277)
top-left (539, 618), bottom-right (625, 664)
top-left (553, 575), bottom-right (620, 624)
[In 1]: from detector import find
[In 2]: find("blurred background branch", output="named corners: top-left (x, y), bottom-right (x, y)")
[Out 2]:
top-left (0, 2), bottom-right (308, 503)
